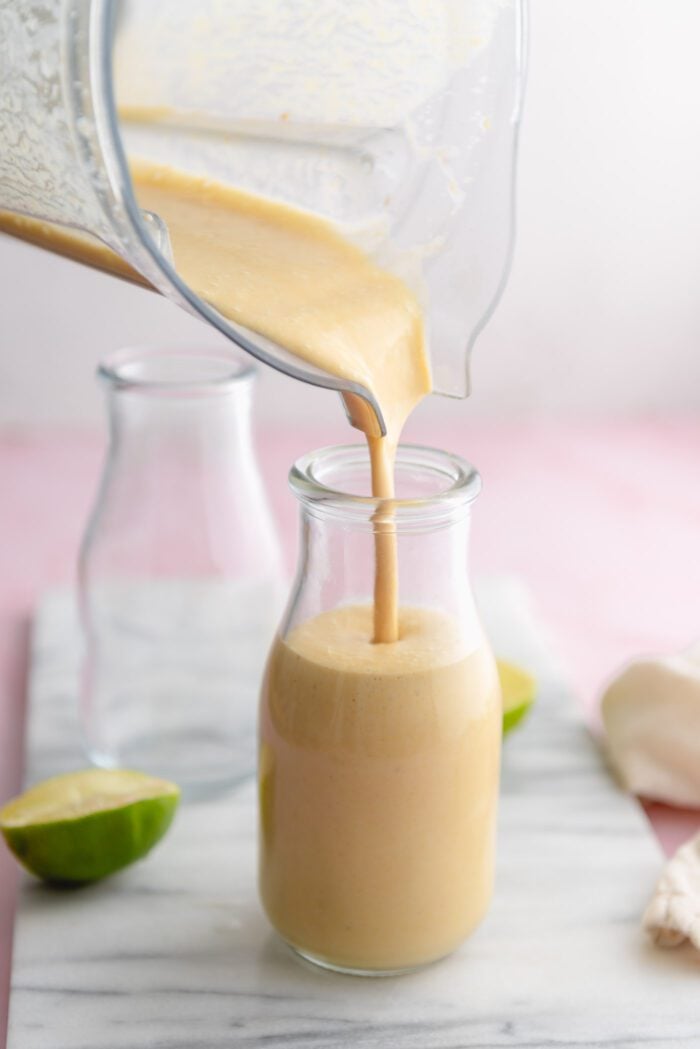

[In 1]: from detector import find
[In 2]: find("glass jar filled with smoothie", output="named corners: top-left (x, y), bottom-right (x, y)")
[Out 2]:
top-left (259, 444), bottom-right (501, 975)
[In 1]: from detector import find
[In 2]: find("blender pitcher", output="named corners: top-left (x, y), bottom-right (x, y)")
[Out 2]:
top-left (0, 1), bottom-right (526, 429)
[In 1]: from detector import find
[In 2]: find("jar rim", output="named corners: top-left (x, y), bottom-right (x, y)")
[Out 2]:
top-left (290, 444), bottom-right (481, 528)
top-left (98, 346), bottom-right (256, 394)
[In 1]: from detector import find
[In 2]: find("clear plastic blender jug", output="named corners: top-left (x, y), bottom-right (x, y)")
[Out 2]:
top-left (0, 1), bottom-right (526, 431)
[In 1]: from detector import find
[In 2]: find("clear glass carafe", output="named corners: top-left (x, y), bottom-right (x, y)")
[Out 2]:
top-left (0, 1), bottom-right (526, 427)
top-left (259, 444), bottom-right (501, 975)
top-left (79, 347), bottom-right (285, 797)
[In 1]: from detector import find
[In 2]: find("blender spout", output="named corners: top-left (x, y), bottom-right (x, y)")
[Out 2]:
top-left (341, 390), bottom-right (386, 439)
top-left (219, 325), bottom-right (386, 438)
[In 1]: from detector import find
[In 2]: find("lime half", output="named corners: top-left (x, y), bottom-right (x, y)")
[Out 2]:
top-left (497, 659), bottom-right (536, 735)
top-left (0, 769), bottom-right (179, 884)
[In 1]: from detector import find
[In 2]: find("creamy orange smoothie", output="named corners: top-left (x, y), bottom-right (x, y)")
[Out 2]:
top-left (260, 605), bottom-right (500, 972)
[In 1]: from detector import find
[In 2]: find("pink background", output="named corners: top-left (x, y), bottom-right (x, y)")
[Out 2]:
top-left (2, 417), bottom-right (700, 1043)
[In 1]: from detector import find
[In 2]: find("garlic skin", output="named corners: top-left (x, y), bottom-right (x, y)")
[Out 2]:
top-left (643, 834), bottom-right (700, 950)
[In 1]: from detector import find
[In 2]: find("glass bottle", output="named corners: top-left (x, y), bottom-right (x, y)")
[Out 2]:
top-left (79, 347), bottom-right (285, 797)
top-left (258, 444), bottom-right (501, 975)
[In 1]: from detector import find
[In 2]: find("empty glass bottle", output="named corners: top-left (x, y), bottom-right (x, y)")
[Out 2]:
top-left (79, 347), bottom-right (285, 797)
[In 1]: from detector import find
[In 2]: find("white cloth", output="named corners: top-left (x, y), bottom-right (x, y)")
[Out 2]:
top-left (601, 644), bottom-right (700, 808)
top-left (643, 834), bottom-right (700, 949)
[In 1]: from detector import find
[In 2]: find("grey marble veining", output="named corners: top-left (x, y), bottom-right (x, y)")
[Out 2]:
top-left (7, 580), bottom-right (700, 1049)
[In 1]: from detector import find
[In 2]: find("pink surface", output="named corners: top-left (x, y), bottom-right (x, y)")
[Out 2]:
top-left (1, 417), bottom-right (700, 1039)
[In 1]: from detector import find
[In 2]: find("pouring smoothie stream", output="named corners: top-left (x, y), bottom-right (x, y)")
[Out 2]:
top-left (130, 161), bottom-right (431, 643)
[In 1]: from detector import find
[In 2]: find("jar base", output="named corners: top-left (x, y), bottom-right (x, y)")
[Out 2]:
top-left (286, 941), bottom-right (442, 978)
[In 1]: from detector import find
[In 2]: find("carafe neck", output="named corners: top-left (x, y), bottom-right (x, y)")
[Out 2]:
top-left (282, 444), bottom-right (483, 643)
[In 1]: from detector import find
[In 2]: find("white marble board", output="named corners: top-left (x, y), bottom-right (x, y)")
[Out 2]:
top-left (7, 580), bottom-right (700, 1049)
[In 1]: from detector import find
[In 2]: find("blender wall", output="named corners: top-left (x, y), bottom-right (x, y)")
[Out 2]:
top-left (115, 0), bottom-right (526, 400)
top-left (0, 1), bottom-right (524, 418)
